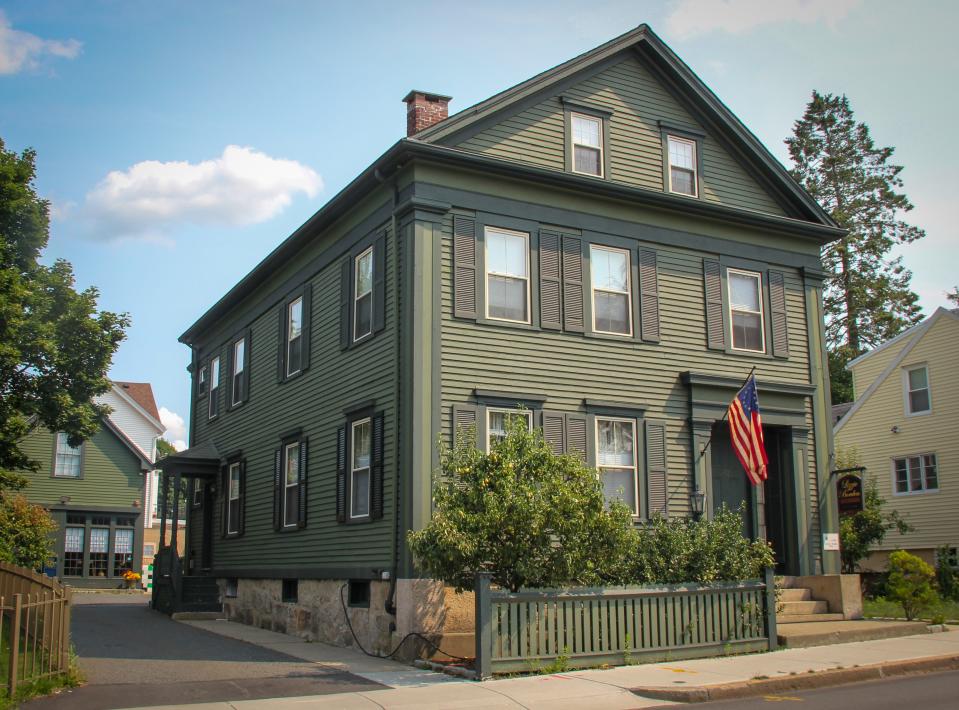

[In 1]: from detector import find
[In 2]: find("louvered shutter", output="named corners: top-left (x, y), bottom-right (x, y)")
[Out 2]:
top-left (645, 420), bottom-right (668, 518)
top-left (272, 448), bottom-right (282, 530)
top-left (276, 304), bottom-right (287, 383)
top-left (768, 270), bottom-right (789, 358)
top-left (565, 413), bottom-right (588, 462)
top-left (336, 426), bottom-right (347, 523)
top-left (371, 413), bottom-right (385, 519)
top-left (452, 404), bottom-right (479, 448)
top-left (300, 284), bottom-right (313, 371)
top-left (541, 411), bottom-right (566, 453)
top-left (238, 460), bottom-right (246, 535)
top-left (297, 440), bottom-right (308, 528)
top-left (373, 235), bottom-right (386, 333)
top-left (539, 231), bottom-right (562, 330)
top-left (704, 259), bottom-right (725, 350)
top-left (639, 248), bottom-right (661, 342)
top-left (453, 215), bottom-right (477, 319)
top-left (562, 236), bottom-right (585, 332)
top-left (340, 257), bottom-right (351, 349)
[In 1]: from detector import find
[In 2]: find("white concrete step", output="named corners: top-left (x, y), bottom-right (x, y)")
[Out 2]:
top-left (779, 600), bottom-right (829, 615)
top-left (777, 612), bottom-right (845, 624)
top-left (779, 588), bottom-right (812, 602)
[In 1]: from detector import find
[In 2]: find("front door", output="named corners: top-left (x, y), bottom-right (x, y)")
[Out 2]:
top-left (710, 422), bottom-right (753, 537)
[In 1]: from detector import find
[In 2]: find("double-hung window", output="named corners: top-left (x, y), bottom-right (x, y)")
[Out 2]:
top-left (354, 247), bottom-right (374, 342)
top-left (54, 432), bottom-right (82, 478)
top-left (227, 462), bottom-right (241, 534)
top-left (231, 338), bottom-right (246, 406)
top-left (905, 366), bottom-right (931, 414)
top-left (351, 418), bottom-right (371, 519)
top-left (197, 365), bottom-right (208, 396)
top-left (596, 418), bottom-right (639, 515)
top-left (728, 269), bottom-right (765, 353)
top-left (283, 442), bottom-right (300, 528)
top-left (485, 227), bottom-right (530, 323)
top-left (571, 113), bottom-right (603, 177)
top-left (486, 409), bottom-right (533, 451)
top-left (193, 479), bottom-right (203, 507)
top-left (667, 135), bottom-right (698, 197)
top-left (894, 454), bottom-right (938, 494)
top-left (591, 245), bottom-right (632, 335)
top-left (209, 356), bottom-right (220, 419)
top-left (287, 297), bottom-right (303, 376)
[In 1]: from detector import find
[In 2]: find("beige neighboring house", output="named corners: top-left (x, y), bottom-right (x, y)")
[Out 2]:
top-left (834, 307), bottom-right (959, 571)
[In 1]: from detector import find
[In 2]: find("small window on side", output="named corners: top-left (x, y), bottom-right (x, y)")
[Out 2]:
top-left (571, 113), bottom-right (603, 177)
top-left (227, 462), bottom-right (242, 534)
top-left (209, 356), bottom-right (221, 419)
top-left (287, 296), bottom-right (303, 376)
top-left (728, 269), bottom-right (765, 353)
top-left (192, 478), bottom-right (203, 507)
top-left (282, 578), bottom-right (298, 603)
top-left (348, 580), bottom-right (370, 608)
top-left (667, 135), bottom-right (698, 197)
top-left (354, 247), bottom-right (374, 342)
top-left (225, 578), bottom-right (238, 598)
top-left (197, 365), bottom-right (208, 396)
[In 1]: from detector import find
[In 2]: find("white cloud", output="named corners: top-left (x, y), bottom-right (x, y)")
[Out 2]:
top-left (0, 10), bottom-right (81, 75)
top-left (665, 0), bottom-right (861, 39)
top-left (159, 406), bottom-right (187, 452)
top-left (80, 145), bottom-right (323, 242)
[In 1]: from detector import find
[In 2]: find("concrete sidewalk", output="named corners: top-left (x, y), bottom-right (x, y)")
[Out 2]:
top-left (143, 620), bottom-right (958, 709)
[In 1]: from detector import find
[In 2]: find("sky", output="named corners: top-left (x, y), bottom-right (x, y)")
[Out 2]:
top-left (2, 0), bottom-right (956, 449)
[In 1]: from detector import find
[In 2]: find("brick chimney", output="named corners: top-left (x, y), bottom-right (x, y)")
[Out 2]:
top-left (403, 90), bottom-right (452, 136)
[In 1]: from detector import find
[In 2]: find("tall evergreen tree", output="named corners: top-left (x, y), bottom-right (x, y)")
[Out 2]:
top-left (787, 92), bottom-right (924, 402)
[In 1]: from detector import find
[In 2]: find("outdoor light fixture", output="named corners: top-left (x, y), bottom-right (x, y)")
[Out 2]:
top-left (691, 488), bottom-right (706, 519)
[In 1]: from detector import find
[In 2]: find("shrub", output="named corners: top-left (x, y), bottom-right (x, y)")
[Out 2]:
top-left (0, 492), bottom-right (57, 570)
top-left (934, 544), bottom-right (958, 601)
top-left (839, 476), bottom-right (913, 573)
top-left (887, 550), bottom-right (937, 620)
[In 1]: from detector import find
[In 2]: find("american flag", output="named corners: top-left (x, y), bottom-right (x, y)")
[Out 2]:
top-left (728, 375), bottom-right (768, 486)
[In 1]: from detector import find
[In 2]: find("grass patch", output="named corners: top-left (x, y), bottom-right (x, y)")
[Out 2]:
top-left (863, 596), bottom-right (959, 623)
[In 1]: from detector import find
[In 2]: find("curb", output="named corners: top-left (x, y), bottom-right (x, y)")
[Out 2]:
top-left (629, 653), bottom-right (959, 703)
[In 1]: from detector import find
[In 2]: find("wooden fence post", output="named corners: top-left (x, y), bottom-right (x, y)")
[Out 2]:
top-left (764, 566), bottom-right (778, 651)
top-left (8, 593), bottom-right (22, 696)
top-left (474, 572), bottom-right (492, 680)
top-left (61, 587), bottom-right (72, 674)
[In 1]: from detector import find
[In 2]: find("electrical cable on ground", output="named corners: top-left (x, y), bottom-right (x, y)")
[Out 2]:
top-left (339, 583), bottom-right (470, 663)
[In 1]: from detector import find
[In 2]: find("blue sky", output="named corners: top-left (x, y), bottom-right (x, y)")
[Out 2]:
top-left (2, 0), bottom-right (956, 447)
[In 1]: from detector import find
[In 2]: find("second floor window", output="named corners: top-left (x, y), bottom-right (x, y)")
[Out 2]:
top-left (209, 356), bottom-right (220, 419)
top-left (197, 365), bottom-right (208, 396)
top-left (591, 245), bottom-right (632, 335)
top-left (283, 442), bottom-right (300, 528)
top-left (354, 247), bottom-right (374, 342)
top-left (231, 338), bottom-right (246, 406)
top-left (571, 113), bottom-right (603, 176)
top-left (596, 418), bottom-right (638, 516)
top-left (905, 366), bottom-right (931, 414)
top-left (667, 135), bottom-right (698, 197)
top-left (54, 432), bottom-right (82, 478)
top-left (227, 462), bottom-right (241, 534)
top-left (486, 227), bottom-right (529, 323)
top-left (287, 297), bottom-right (303, 376)
top-left (728, 269), bottom-right (765, 353)
top-left (351, 418), bottom-right (371, 519)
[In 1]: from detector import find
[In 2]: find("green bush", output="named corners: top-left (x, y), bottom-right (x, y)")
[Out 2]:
top-left (934, 544), bottom-right (958, 601)
top-left (887, 550), bottom-right (937, 620)
top-left (0, 492), bottom-right (56, 570)
top-left (839, 475), bottom-right (913, 573)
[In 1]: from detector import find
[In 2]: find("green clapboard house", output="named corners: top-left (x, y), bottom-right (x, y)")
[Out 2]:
top-left (155, 25), bottom-right (845, 651)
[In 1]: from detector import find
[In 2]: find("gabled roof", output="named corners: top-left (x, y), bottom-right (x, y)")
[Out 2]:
top-left (113, 381), bottom-right (161, 422)
top-left (101, 416), bottom-right (154, 471)
top-left (414, 24), bottom-right (835, 227)
top-left (846, 307), bottom-right (959, 370)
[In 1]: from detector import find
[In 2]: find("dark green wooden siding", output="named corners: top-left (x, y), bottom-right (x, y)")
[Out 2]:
top-left (457, 55), bottom-right (787, 217)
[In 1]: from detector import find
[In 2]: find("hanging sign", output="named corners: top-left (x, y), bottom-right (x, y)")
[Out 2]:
top-left (837, 474), bottom-right (863, 516)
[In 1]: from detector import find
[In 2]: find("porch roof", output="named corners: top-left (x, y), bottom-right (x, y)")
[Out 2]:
top-left (156, 442), bottom-right (221, 478)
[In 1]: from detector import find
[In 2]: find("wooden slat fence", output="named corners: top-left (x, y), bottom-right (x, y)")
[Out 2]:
top-left (0, 561), bottom-right (72, 696)
top-left (474, 568), bottom-right (777, 678)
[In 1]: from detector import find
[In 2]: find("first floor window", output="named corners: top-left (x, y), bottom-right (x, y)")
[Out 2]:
top-left (287, 296), bottom-right (303, 375)
top-left (591, 245), bottom-right (631, 335)
top-left (667, 135), bottom-right (697, 197)
top-left (354, 247), bottom-right (374, 341)
top-left (54, 432), bottom-right (82, 478)
top-left (113, 528), bottom-right (134, 576)
top-left (486, 409), bottom-right (533, 451)
top-left (894, 454), bottom-right (938, 494)
top-left (227, 463), bottom-right (241, 534)
top-left (351, 418), bottom-right (371, 518)
top-left (728, 269), bottom-right (765, 352)
top-left (193, 478), bottom-right (203, 506)
top-left (283, 442), bottom-right (300, 527)
top-left (486, 227), bottom-right (530, 323)
top-left (596, 418), bottom-right (638, 515)
top-left (571, 113), bottom-right (603, 176)
top-left (64, 527), bottom-right (84, 576)
top-left (88, 527), bottom-right (110, 577)
top-left (905, 366), bottom-right (931, 414)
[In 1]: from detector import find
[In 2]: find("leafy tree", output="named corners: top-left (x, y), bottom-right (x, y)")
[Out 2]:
top-left (0, 137), bottom-right (129, 480)
top-left (787, 92), bottom-right (924, 403)
top-left (408, 414), bottom-right (636, 592)
top-left (887, 550), bottom-right (937, 621)
top-left (0, 492), bottom-right (57, 570)
top-left (156, 438), bottom-right (177, 460)
top-left (839, 475), bottom-right (913, 573)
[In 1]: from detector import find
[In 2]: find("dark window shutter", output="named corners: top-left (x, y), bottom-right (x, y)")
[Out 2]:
top-left (562, 236), bottom-right (585, 332)
top-left (272, 448), bottom-right (282, 531)
top-left (340, 258), bottom-right (351, 349)
top-left (301, 283), bottom-right (313, 371)
top-left (639, 248), bottom-right (661, 342)
top-left (373, 234), bottom-right (386, 334)
top-left (645, 420), bottom-right (668, 518)
top-left (453, 215), bottom-right (477, 319)
top-left (539, 230), bottom-right (562, 330)
top-left (704, 259), bottom-right (725, 350)
top-left (541, 411), bottom-right (566, 453)
top-left (371, 413), bottom-right (385, 519)
top-left (768, 270), bottom-right (789, 358)
top-left (297, 439), bottom-right (308, 528)
top-left (452, 404), bottom-right (479, 448)
top-left (220, 465), bottom-right (228, 538)
top-left (276, 304), bottom-right (287, 383)
top-left (238, 460), bottom-right (246, 535)
top-left (565, 413), bottom-right (588, 462)
top-left (336, 426), bottom-right (347, 523)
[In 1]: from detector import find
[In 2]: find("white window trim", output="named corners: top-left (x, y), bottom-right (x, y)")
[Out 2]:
top-left (287, 296), bottom-right (303, 377)
top-left (53, 432), bottom-right (82, 478)
top-left (350, 418), bottom-right (372, 519)
top-left (485, 408), bottom-right (534, 453)
top-left (193, 478), bottom-right (203, 506)
top-left (570, 112), bottom-right (604, 178)
top-left (209, 356), bottom-right (220, 419)
top-left (902, 364), bottom-right (932, 417)
top-left (594, 417), bottom-right (640, 517)
top-left (353, 246), bottom-right (374, 343)
top-left (197, 365), bottom-right (208, 395)
top-left (283, 442), bottom-right (300, 528)
top-left (891, 453), bottom-right (939, 496)
top-left (666, 135), bottom-right (698, 198)
top-left (484, 227), bottom-right (531, 324)
top-left (227, 462), bottom-right (241, 534)
top-left (727, 268), bottom-right (766, 354)
top-left (231, 338), bottom-right (245, 406)
top-left (589, 244), bottom-right (633, 337)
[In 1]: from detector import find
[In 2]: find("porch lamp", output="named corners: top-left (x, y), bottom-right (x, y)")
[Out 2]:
top-left (690, 488), bottom-right (706, 519)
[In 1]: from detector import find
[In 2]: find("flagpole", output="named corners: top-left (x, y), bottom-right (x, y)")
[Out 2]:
top-left (695, 366), bottom-right (757, 464)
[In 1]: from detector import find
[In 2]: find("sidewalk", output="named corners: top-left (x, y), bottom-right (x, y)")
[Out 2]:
top-left (140, 620), bottom-right (958, 709)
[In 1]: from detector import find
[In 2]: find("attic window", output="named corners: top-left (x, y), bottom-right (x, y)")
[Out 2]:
top-left (571, 114), bottom-right (603, 177)
top-left (667, 135), bottom-right (698, 197)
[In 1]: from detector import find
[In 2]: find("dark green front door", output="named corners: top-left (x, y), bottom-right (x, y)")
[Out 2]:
top-left (710, 422), bottom-right (753, 537)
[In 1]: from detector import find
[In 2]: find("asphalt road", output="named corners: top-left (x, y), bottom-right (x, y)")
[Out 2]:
top-left (672, 669), bottom-right (959, 708)
top-left (25, 593), bottom-right (383, 709)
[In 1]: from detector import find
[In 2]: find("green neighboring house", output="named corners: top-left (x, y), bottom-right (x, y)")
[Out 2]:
top-left (156, 25), bottom-right (845, 651)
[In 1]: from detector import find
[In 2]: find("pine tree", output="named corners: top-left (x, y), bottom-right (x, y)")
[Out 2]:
top-left (787, 92), bottom-right (924, 402)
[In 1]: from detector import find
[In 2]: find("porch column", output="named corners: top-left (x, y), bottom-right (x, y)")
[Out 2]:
top-left (170, 473), bottom-right (182, 555)
top-left (158, 471), bottom-right (169, 549)
top-left (183, 476), bottom-right (192, 574)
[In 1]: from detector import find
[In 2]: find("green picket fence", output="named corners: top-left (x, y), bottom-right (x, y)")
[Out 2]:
top-left (474, 568), bottom-right (777, 678)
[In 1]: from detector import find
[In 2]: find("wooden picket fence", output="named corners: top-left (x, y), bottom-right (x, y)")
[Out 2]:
top-left (0, 562), bottom-right (72, 696)
top-left (474, 568), bottom-right (777, 678)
